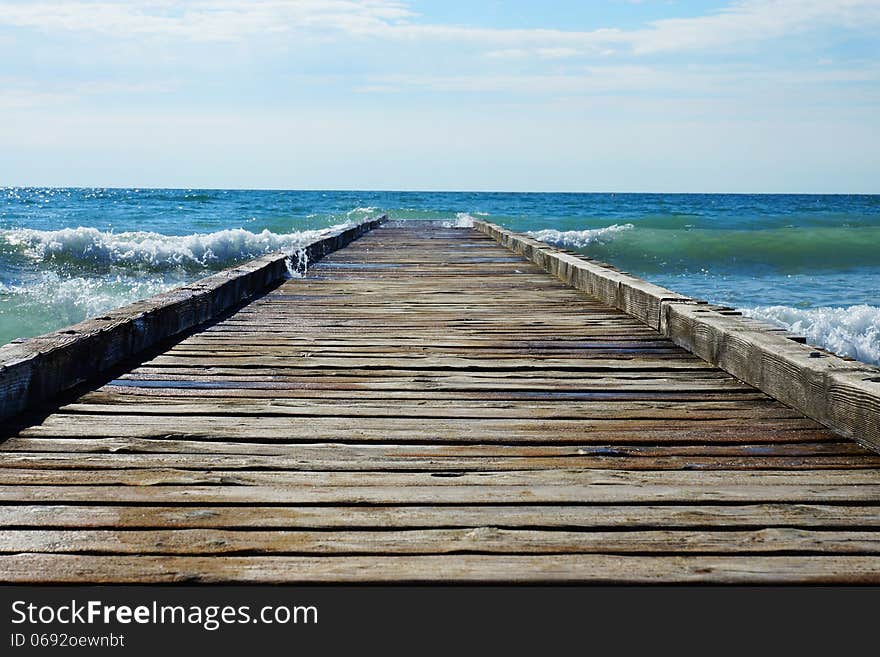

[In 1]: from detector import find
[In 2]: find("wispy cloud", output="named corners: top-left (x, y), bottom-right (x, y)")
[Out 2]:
top-left (486, 47), bottom-right (582, 60)
top-left (0, 0), bottom-right (416, 42)
top-left (625, 0), bottom-right (880, 54)
top-left (357, 63), bottom-right (880, 98)
top-left (2, 0), bottom-right (879, 53)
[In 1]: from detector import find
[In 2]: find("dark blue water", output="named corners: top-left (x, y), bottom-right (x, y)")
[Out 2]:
top-left (2, 188), bottom-right (879, 363)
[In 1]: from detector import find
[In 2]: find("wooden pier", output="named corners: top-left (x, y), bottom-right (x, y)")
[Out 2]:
top-left (1, 219), bottom-right (880, 583)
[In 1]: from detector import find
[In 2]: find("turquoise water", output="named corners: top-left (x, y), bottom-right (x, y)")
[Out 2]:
top-left (2, 188), bottom-right (879, 364)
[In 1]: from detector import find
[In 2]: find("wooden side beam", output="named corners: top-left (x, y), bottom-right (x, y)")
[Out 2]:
top-left (473, 220), bottom-right (880, 453)
top-left (0, 217), bottom-right (385, 422)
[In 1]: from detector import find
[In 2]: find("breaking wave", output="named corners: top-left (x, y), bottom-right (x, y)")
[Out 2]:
top-left (0, 224), bottom-right (349, 273)
top-left (527, 224), bottom-right (635, 248)
top-left (0, 272), bottom-right (180, 346)
top-left (545, 225), bottom-right (880, 274)
top-left (742, 305), bottom-right (880, 366)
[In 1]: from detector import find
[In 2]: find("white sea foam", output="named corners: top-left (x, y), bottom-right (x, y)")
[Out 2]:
top-left (0, 224), bottom-right (348, 271)
top-left (0, 272), bottom-right (175, 323)
top-left (442, 212), bottom-right (478, 228)
top-left (527, 224), bottom-right (634, 248)
top-left (741, 304), bottom-right (880, 366)
top-left (346, 207), bottom-right (378, 217)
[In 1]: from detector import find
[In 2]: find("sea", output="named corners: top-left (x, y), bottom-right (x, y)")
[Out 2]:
top-left (1, 188), bottom-right (879, 365)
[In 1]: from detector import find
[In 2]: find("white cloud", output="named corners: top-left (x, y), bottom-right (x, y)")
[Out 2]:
top-left (486, 47), bottom-right (580, 60)
top-left (625, 0), bottom-right (880, 54)
top-left (535, 47), bottom-right (581, 59)
top-left (0, 0), bottom-right (416, 42)
top-left (1, 0), bottom-right (878, 52)
top-left (359, 62), bottom-right (880, 97)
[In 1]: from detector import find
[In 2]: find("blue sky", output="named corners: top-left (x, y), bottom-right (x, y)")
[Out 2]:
top-left (1, 0), bottom-right (878, 192)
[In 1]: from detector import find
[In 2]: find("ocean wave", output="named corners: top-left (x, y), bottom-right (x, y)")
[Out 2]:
top-left (539, 225), bottom-right (880, 274)
top-left (345, 206), bottom-right (378, 216)
top-left (0, 224), bottom-right (348, 272)
top-left (0, 272), bottom-right (174, 317)
top-left (0, 272), bottom-right (178, 345)
top-left (442, 213), bottom-right (478, 228)
top-left (742, 305), bottom-right (880, 366)
top-left (527, 224), bottom-right (634, 248)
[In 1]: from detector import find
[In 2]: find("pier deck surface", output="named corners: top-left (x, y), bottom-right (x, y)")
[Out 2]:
top-left (2, 222), bottom-right (880, 583)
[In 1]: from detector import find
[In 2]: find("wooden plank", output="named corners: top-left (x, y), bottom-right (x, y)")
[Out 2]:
top-left (117, 369), bottom-right (741, 382)
top-left (0, 438), bottom-right (861, 457)
top-left (4, 527), bottom-right (880, 556)
top-left (4, 504), bottom-right (879, 529)
top-left (0, 451), bottom-right (873, 471)
top-left (57, 400), bottom-right (807, 421)
top-left (15, 416), bottom-right (830, 444)
top-left (138, 355), bottom-right (711, 369)
top-left (3, 554), bottom-right (880, 583)
top-left (2, 467), bottom-right (878, 486)
top-left (0, 483), bottom-right (877, 504)
top-left (84, 386), bottom-right (778, 403)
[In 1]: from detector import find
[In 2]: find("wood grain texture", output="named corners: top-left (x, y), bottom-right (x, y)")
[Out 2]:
top-left (2, 554), bottom-right (880, 584)
top-left (1, 221), bottom-right (878, 584)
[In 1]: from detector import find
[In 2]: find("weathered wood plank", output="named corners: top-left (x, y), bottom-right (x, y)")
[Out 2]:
top-left (0, 438), bottom-right (861, 457)
top-left (4, 527), bottom-right (880, 556)
top-left (4, 504), bottom-right (879, 529)
top-left (0, 483), bottom-right (877, 504)
top-left (15, 416), bottom-right (830, 444)
top-left (1, 467), bottom-right (877, 486)
top-left (57, 400), bottom-right (806, 420)
top-left (0, 452), bottom-right (873, 471)
top-left (3, 554), bottom-right (880, 583)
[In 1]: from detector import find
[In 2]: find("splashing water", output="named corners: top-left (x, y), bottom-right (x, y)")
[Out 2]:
top-left (742, 305), bottom-right (880, 366)
top-left (526, 224), bottom-right (634, 248)
top-left (0, 225), bottom-right (345, 272)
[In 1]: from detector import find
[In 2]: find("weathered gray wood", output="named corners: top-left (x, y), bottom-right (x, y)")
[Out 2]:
top-left (4, 504), bottom-right (879, 529)
top-left (16, 413), bottom-right (830, 444)
top-left (0, 483), bottom-right (877, 504)
top-left (4, 527), bottom-right (880, 555)
top-left (0, 438), bottom-right (861, 456)
top-left (0, 451), bottom-right (872, 471)
top-left (3, 466), bottom-right (878, 486)
top-left (3, 553), bottom-right (880, 583)
top-left (55, 399), bottom-right (809, 420)
top-left (2, 220), bottom-right (878, 584)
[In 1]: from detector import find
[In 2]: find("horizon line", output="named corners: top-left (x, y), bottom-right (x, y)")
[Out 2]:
top-left (3, 185), bottom-right (878, 196)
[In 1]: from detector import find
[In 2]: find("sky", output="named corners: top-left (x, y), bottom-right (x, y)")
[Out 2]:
top-left (1, 0), bottom-right (879, 192)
